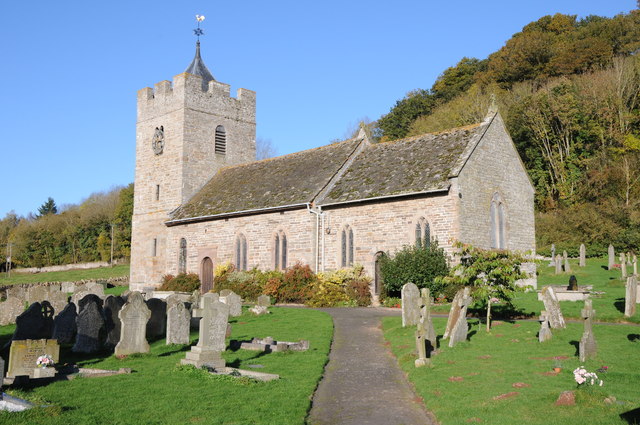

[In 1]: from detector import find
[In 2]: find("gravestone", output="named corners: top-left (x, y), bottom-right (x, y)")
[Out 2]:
top-left (166, 302), bottom-right (191, 345)
top-left (538, 311), bottom-right (552, 342)
top-left (550, 244), bottom-right (556, 266)
top-left (181, 293), bottom-right (229, 370)
top-left (73, 299), bottom-right (105, 353)
top-left (401, 282), bottom-right (420, 327)
top-left (568, 275), bottom-right (578, 291)
top-left (579, 299), bottom-right (597, 362)
top-left (115, 291), bottom-right (151, 356)
top-left (257, 295), bottom-right (271, 307)
top-left (104, 295), bottom-right (125, 349)
top-left (563, 251), bottom-right (571, 273)
top-left (145, 298), bottom-right (167, 339)
top-left (165, 294), bottom-right (183, 311)
top-left (47, 288), bottom-right (69, 317)
top-left (52, 303), bottom-right (77, 344)
top-left (221, 290), bottom-right (242, 317)
top-left (0, 356), bottom-right (4, 380)
top-left (579, 244), bottom-right (586, 267)
top-left (443, 287), bottom-right (470, 339)
top-left (540, 286), bottom-right (566, 329)
top-left (624, 276), bottom-right (638, 318)
top-left (78, 294), bottom-right (104, 313)
top-left (415, 288), bottom-right (436, 367)
top-left (555, 255), bottom-right (562, 274)
top-left (27, 286), bottom-right (48, 304)
top-left (633, 255), bottom-right (638, 276)
top-left (621, 254), bottom-right (628, 279)
top-left (0, 297), bottom-right (25, 326)
top-left (7, 339), bottom-right (59, 378)
top-left (608, 245), bottom-right (615, 270)
top-left (11, 302), bottom-right (54, 342)
top-left (448, 289), bottom-right (472, 348)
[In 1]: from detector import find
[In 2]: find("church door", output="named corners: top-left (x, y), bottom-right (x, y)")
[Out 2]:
top-left (374, 252), bottom-right (384, 295)
top-left (201, 257), bottom-right (214, 293)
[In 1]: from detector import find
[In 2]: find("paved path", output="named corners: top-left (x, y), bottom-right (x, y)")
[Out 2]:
top-left (307, 308), bottom-right (437, 425)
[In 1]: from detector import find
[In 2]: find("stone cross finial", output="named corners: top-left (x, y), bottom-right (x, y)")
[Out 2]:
top-left (488, 93), bottom-right (498, 114)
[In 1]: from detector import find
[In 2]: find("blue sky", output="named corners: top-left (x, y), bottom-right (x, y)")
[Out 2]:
top-left (0, 0), bottom-right (636, 218)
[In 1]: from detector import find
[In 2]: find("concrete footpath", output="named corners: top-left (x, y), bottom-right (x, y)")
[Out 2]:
top-left (307, 307), bottom-right (437, 425)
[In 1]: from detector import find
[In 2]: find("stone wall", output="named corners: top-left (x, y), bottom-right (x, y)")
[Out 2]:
top-left (14, 260), bottom-right (126, 274)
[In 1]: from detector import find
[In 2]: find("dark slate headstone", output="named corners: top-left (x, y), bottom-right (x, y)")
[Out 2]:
top-left (73, 300), bottom-right (106, 353)
top-left (79, 294), bottom-right (104, 313)
top-left (145, 298), bottom-right (167, 339)
top-left (11, 301), bottom-right (54, 342)
top-left (52, 303), bottom-right (77, 344)
top-left (568, 275), bottom-right (578, 291)
top-left (0, 355), bottom-right (4, 381)
top-left (104, 295), bottom-right (125, 349)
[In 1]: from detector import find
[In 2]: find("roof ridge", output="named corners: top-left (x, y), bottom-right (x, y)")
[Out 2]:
top-left (381, 122), bottom-right (484, 146)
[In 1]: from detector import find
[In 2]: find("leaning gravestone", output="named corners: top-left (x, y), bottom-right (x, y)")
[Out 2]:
top-left (443, 287), bottom-right (470, 339)
top-left (448, 289), bottom-right (472, 348)
top-left (608, 245), bottom-right (615, 270)
top-left (579, 244), bottom-right (586, 267)
top-left (401, 283), bottom-right (420, 327)
top-left (624, 275), bottom-right (638, 318)
top-left (540, 286), bottom-right (566, 329)
top-left (52, 303), bottom-right (77, 344)
top-left (7, 339), bottom-right (59, 378)
top-left (579, 299), bottom-right (597, 362)
top-left (257, 295), bottom-right (271, 307)
top-left (11, 302), bottom-right (54, 342)
top-left (145, 298), bottom-right (167, 339)
top-left (166, 302), bottom-right (191, 345)
top-left (555, 255), bottom-right (563, 275)
top-left (221, 290), bottom-right (242, 317)
top-left (0, 297), bottom-right (25, 326)
top-left (415, 288), bottom-right (436, 367)
top-left (103, 295), bottom-right (125, 349)
top-left (181, 293), bottom-right (229, 370)
top-left (538, 311), bottom-right (552, 342)
top-left (73, 299), bottom-right (106, 353)
top-left (115, 291), bottom-right (151, 356)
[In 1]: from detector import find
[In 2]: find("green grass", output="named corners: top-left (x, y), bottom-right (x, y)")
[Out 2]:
top-left (0, 306), bottom-right (333, 424)
top-left (383, 316), bottom-right (640, 425)
top-left (0, 265), bottom-right (130, 286)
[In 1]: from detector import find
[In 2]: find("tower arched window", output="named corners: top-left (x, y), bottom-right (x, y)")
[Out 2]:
top-left (490, 193), bottom-right (507, 249)
top-left (414, 217), bottom-right (431, 248)
top-left (215, 125), bottom-right (226, 155)
top-left (235, 234), bottom-right (247, 271)
top-left (178, 238), bottom-right (187, 274)
top-left (341, 225), bottom-right (354, 268)
top-left (274, 231), bottom-right (288, 270)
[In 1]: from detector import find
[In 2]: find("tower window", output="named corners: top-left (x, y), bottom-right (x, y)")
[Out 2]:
top-left (215, 125), bottom-right (226, 155)
top-left (178, 238), bottom-right (187, 273)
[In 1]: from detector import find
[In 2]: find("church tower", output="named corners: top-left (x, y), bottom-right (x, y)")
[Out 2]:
top-left (129, 34), bottom-right (256, 290)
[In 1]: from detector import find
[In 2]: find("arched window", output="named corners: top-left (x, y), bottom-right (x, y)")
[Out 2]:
top-left (341, 225), bottom-right (354, 268)
top-left (490, 193), bottom-right (507, 249)
top-left (178, 238), bottom-right (187, 274)
top-left (215, 125), bottom-right (226, 155)
top-left (274, 231), bottom-right (288, 270)
top-left (235, 234), bottom-right (247, 271)
top-left (414, 218), bottom-right (431, 248)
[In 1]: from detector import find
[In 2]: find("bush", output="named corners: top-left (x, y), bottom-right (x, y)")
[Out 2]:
top-left (379, 239), bottom-right (450, 297)
top-left (159, 273), bottom-right (201, 292)
top-left (214, 268), bottom-right (283, 301)
top-left (264, 263), bottom-right (315, 303)
top-left (306, 266), bottom-right (372, 307)
top-left (306, 281), bottom-right (352, 307)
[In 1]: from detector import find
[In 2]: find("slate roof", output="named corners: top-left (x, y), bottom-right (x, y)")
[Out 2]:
top-left (168, 114), bottom-right (494, 224)
top-left (185, 41), bottom-right (215, 89)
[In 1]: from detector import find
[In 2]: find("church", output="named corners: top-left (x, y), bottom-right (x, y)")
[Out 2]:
top-left (129, 41), bottom-right (536, 295)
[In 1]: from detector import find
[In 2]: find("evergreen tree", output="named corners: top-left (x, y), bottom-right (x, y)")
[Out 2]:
top-left (37, 197), bottom-right (58, 217)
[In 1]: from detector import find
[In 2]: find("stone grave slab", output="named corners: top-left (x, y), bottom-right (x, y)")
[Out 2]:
top-left (540, 286), bottom-right (566, 329)
top-left (27, 286), bottom-right (48, 304)
top-left (538, 311), bottom-right (552, 342)
top-left (7, 339), bottom-right (59, 378)
top-left (625, 275), bottom-right (638, 317)
top-left (448, 288), bottom-right (472, 348)
top-left (401, 282), bottom-right (420, 327)
top-left (182, 293), bottom-right (229, 370)
top-left (115, 291), bottom-right (151, 356)
top-left (73, 299), bottom-right (105, 353)
top-left (579, 299), bottom-right (597, 362)
top-left (104, 295), bottom-right (125, 349)
top-left (145, 298), bottom-right (167, 339)
top-left (220, 290), bottom-right (242, 317)
top-left (52, 303), bottom-right (77, 344)
top-left (444, 287), bottom-right (470, 339)
top-left (608, 245), bottom-right (615, 270)
top-left (166, 302), bottom-right (191, 345)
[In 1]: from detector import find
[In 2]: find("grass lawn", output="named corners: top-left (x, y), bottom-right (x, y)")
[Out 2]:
top-left (383, 316), bottom-right (640, 425)
top-left (0, 306), bottom-right (333, 424)
top-left (0, 265), bottom-right (130, 286)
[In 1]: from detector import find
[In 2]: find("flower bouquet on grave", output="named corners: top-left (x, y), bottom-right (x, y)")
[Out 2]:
top-left (36, 354), bottom-right (55, 368)
top-left (573, 366), bottom-right (603, 387)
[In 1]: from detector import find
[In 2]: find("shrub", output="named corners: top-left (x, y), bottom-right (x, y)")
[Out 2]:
top-left (214, 268), bottom-right (283, 301)
top-left (307, 266), bottom-right (372, 307)
top-left (277, 263), bottom-right (316, 303)
top-left (159, 273), bottom-right (201, 292)
top-left (379, 239), bottom-right (450, 297)
top-left (306, 281), bottom-right (352, 307)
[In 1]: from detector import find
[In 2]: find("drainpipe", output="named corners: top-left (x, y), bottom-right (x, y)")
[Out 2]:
top-left (319, 206), bottom-right (325, 273)
top-left (307, 204), bottom-right (320, 273)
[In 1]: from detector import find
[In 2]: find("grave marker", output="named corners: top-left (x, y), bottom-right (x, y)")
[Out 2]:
top-left (563, 251), bottom-right (571, 273)
top-left (7, 339), bottom-right (59, 378)
top-left (257, 295), bottom-right (271, 307)
top-left (11, 302), bottom-right (54, 342)
top-left (52, 303), bottom-right (77, 344)
top-left (579, 244), bottom-right (586, 267)
top-left (538, 311), bottom-right (552, 342)
top-left (608, 245), bottom-right (615, 270)
top-left (73, 299), bottom-right (105, 353)
top-left (540, 286), bottom-right (566, 329)
top-left (145, 298), bottom-right (167, 339)
top-left (115, 292), bottom-right (151, 356)
top-left (401, 282), bottom-right (420, 327)
top-left (579, 299), bottom-right (597, 362)
top-left (555, 254), bottom-right (562, 274)
top-left (221, 290), bottom-right (242, 317)
top-left (448, 289), bottom-right (472, 348)
top-left (624, 275), bottom-right (637, 317)
top-left (104, 295), bottom-right (125, 349)
top-left (621, 253), bottom-right (628, 279)
top-left (181, 293), bottom-right (229, 370)
top-left (415, 288), bottom-right (436, 367)
top-left (167, 302), bottom-right (191, 345)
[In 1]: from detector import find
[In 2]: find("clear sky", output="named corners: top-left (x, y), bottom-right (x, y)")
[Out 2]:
top-left (0, 0), bottom-right (636, 218)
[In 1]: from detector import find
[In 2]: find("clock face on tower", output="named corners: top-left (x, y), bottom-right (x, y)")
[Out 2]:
top-left (152, 126), bottom-right (164, 155)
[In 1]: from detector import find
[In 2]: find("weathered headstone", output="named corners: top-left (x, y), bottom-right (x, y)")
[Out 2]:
top-left (621, 254), bottom-right (628, 279)
top-left (115, 291), bottom-right (151, 356)
top-left (181, 293), bottom-right (229, 370)
top-left (221, 290), bottom-right (242, 317)
top-left (624, 275), bottom-right (638, 318)
top-left (47, 288), bottom-right (69, 317)
top-left (540, 286), bottom-right (566, 329)
top-left (167, 302), bottom-right (191, 345)
top-left (634, 255), bottom-right (638, 276)
top-left (0, 297), bottom-right (25, 326)
top-left (443, 288), bottom-right (466, 339)
top-left (555, 254), bottom-right (563, 274)
top-left (448, 289), bottom-right (472, 348)
top-left (165, 294), bottom-right (182, 311)
top-left (0, 356), bottom-right (4, 380)
top-left (257, 295), bottom-right (271, 307)
top-left (563, 251), bottom-right (571, 273)
top-left (401, 282), bottom-right (420, 327)
top-left (27, 286), bottom-right (48, 304)
top-left (78, 293), bottom-right (104, 313)
top-left (538, 311), bottom-right (552, 342)
top-left (608, 245), bottom-right (615, 270)
top-left (103, 295), bottom-right (125, 349)
top-left (145, 298), bottom-right (167, 339)
top-left (7, 339), bottom-right (59, 378)
top-left (579, 299), bottom-right (597, 362)
top-left (73, 299), bottom-right (106, 353)
top-left (579, 244), bottom-right (586, 267)
top-left (52, 303), bottom-right (77, 344)
top-left (415, 288), bottom-right (436, 367)
top-left (568, 275), bottom-right (578, 291)
top-left (550, 244), bottom-right (556, 266)
top-left (86, 282), bottom-right (106, 297)
top-left (11, 302), bottom-right (54, 342)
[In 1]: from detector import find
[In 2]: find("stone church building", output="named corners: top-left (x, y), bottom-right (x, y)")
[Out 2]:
top-left (129, 42), bottom-right (536, 294)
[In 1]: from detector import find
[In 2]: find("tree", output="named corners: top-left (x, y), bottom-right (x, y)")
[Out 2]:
top-left (377, 89), bottom-right (435, 141)
top-left (435, 243), bottom-right (526, 332)
top-left (256, 138), bottom-right (277, 160)
top-left (37, 197), bottom-right (58, 217)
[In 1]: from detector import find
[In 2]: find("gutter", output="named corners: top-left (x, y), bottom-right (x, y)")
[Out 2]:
top-left (165, 203), bottom-right (308, 226)
top-left (318, 187), bottom-right (450, 208)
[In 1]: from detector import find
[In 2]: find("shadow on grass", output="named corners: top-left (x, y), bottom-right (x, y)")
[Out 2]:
top-left (628, 334), bottom-right (640, 342)
top-left (620, 407), bottom-right (640, 424)
top-left (614, 298), bottom-right (625, 314)
top-left (158, 344), bottom-right (192, 357)
top-left (468, 304), bottom-right (533, 321)
top-left (569, 340), bottom-right (579, 356)
top-left (226, 350), bottom-right (270, 368)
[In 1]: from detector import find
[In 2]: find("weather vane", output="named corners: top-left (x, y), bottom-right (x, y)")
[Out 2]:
top-left (194, 15), bottom-right (205, 40)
